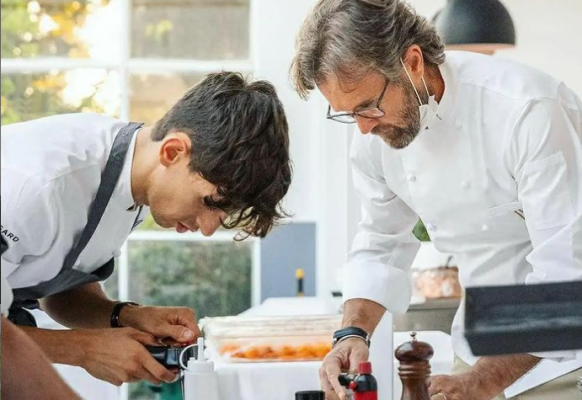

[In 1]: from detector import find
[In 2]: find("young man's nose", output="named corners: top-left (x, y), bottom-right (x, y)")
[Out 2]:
top-left (200, 216), bottom-right (222, 237)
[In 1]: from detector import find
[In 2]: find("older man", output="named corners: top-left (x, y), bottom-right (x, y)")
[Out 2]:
top-left (291, 1), bottom-right (582, 400)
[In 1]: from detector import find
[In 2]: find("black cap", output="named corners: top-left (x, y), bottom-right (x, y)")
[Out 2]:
top-left (295, 390), bottom-right (325, 400)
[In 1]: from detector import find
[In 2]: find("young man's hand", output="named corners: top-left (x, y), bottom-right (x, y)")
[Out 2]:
top-left (78, 327), bottom-right (178, 386)
top-left (119, 305), bottom-right (200, 346)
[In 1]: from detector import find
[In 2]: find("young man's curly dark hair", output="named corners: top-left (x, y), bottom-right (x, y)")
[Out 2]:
top-left (151, 72), bottom-right (292, 239)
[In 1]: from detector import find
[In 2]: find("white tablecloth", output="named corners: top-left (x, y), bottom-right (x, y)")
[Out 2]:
top-left (211, 330), bottom-right (453, 400)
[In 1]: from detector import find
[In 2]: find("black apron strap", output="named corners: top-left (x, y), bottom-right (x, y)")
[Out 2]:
top-left (62, 122), bottom-right (143, 271)
top-left (7, 122), bottom-right (143, 327)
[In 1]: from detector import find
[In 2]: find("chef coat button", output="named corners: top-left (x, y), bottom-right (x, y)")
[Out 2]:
top-left (461, 181), bottom-right (470, 189)
top-left (407, 174), bottom-right (417, 182)
top-left (426, 223), bottom-right (437, 232)
top-left (482, 224), bottom-right (490, 232)
top-left (113, 250), bottom-right (122, 258)
top-left (455, 121), bottom-right (463, 130)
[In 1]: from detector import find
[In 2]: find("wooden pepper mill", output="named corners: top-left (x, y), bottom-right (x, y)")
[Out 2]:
top-left (395, 332), bottom-right (434, 400)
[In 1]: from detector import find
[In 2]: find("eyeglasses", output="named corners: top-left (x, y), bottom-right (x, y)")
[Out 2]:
top-left (326, 79), bottom-right (389, 124)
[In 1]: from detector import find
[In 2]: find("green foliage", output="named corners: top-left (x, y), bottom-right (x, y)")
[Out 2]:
top-left (127, 241), bottom-right (252, 317)
top-left (104, 238), bottom-right (254, 400)
top-left (1, 1), bottom-right (106, 126)
top-left (122, 240), bottom-right (252, 400)
top-left (413, 219), bottom-right (431, 242)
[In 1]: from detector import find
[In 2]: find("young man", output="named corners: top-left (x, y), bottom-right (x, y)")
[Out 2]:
top-left (291, 1), bottom-right (582, 400)
top-left (1, 71), bottom-right (292, 386)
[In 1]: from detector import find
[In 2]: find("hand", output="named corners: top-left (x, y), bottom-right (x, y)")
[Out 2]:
top-left (78, 327), bottom-right (178, 386)
top-left (120, 305), bottom-right (201, 346)
top-left (428, 373), bottom-right (496, 400)
top-left (319, 338), bottom-right (369, 400)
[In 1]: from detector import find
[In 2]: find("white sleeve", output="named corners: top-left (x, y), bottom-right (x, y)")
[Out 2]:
top-left (1, 259), bottom-right (13, 316)
top-left (508, 94), bottom-right (582, 282)
top-left (1, 168), bottom-right (58, 280)
top-left (343, 135), bottom-right (421, 314)
top-left (506, 91), bottom-right (582, 360)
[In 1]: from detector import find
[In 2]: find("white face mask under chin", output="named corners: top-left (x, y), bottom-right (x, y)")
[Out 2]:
top-left (400, 58), bottom-right (440, 132)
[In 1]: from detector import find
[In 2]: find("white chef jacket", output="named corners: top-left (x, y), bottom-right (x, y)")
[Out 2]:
top-left (344, 51), bottom-right (582, 397)
top-left (1, 113), bottom-right (149, 291)
top-left (1, 261), bottom-right (13, 316)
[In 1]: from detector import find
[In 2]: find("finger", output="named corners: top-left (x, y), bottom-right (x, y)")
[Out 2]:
top-left (143, 353), bottom-right (179, 384)
top-left (428, 376), bottom-right (443, 397)
top-left (325, 365), bottom-right (348, 400)
top-left (109, 379), bottom-right (123, 387)
top-left (175, 308), bottom-right (201, 336)
top-left (320, 368), bottom-right (340, 400)
top-left (130, 330), bottom-right (160, 346)
top-left (156, 323), bottom-right (198, 344)
top-left (160, 337), bottom-right (190, 347)
top-left (132, 367), bottom-right (163, 386)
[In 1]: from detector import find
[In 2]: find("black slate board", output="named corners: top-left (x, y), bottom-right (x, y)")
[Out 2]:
top-left (465, 281), bottom-right (582, 356)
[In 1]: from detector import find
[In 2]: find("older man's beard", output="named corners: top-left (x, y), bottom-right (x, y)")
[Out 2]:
top-left (372, 79), bottom-right (428, 149)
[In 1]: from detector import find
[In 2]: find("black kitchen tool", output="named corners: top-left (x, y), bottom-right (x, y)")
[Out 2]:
top-left (146, 345), bottom-right (198, 369)
top-left (465, 280), bottom-right (582, 356)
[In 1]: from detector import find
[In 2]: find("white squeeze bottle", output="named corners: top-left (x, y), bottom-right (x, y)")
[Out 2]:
top-left (183, 337), bottom-right (219, 400)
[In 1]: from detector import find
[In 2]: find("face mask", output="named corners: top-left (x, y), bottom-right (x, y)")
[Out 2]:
top-left (400, 58), bottom-right (440, 131)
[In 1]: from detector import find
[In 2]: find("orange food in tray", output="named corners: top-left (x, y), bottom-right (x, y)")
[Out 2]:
top-left (220, 342), bottom-right (332, 361)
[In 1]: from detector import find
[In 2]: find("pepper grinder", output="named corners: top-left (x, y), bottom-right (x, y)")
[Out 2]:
top-left (395, 332), bottom-right (434, 400)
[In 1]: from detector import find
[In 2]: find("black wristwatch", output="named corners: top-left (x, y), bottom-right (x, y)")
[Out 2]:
top-left (110, 301), bottom-right (140, 328)
top-left (332, 326), bottom-right (371, 348)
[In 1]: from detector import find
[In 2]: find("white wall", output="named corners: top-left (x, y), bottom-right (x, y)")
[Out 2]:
top-left (252, 0), bottom-right (355, 297)
top-left (411, 0), bottom-right (582, 95)
top-left (252, 0), bottom-right (324, 223)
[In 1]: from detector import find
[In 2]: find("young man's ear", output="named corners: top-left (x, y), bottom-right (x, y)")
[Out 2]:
top-left (159, 132), bottom-right (192, 167)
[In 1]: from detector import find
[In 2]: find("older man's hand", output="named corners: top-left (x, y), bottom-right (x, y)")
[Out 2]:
top-left (428, 373), bottom-right (498, 400)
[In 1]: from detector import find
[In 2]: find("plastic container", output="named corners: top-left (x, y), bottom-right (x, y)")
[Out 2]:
top-left (201, 315), bottom-right (341, 363)
top-left (183, 338), bottom-right (219, 400)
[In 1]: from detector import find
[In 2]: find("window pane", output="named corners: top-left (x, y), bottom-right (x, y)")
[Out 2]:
top-left (126, 239), bottom-right (252, 400)
top-left (131, 0), bottom-right (250, 60)
top-left (103, 263), bottom-right (119, 299)
top-left (129, 72), bottom-right (203, 126)
top-left (1, 70), bottom-right (120, 125)
top-left (127, 240), bottom-right (252, 316)
top-left (1, 0), bottom-right (121, 60)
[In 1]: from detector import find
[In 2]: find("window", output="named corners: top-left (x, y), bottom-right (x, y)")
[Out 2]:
top-left (104, 230), bottom-right (259, 400)
top-left (1, 1), bottom-right (256, 400)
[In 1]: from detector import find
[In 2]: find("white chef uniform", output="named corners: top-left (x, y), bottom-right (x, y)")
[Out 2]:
top-left (1, 260), bottom-right (13, 317)
top-left (1, 113), bottom-right (149, 314)
top-left (344, 51), bottom-right (582, 397)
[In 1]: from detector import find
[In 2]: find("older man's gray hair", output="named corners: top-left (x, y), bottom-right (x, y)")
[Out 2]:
top-left (291, 0), bottom-right (445, 99)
